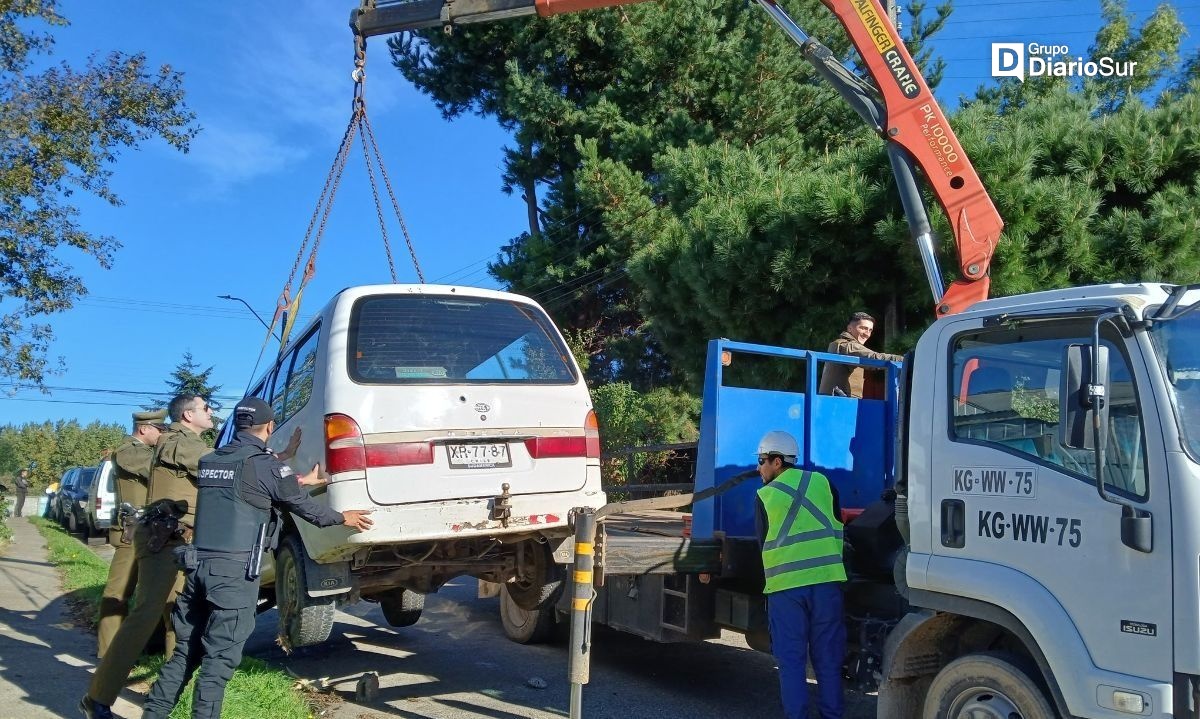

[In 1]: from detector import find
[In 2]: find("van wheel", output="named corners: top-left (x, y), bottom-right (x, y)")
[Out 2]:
top-left (275, 535), bottom-right (335, 649)
top-left (379, 588), bottom-right (424, 627)
top-left (506, 541), bottom-right (563, 611)
top-left (500, 585), bottom-right (557, 644)
top-left (922, 652), bottom-right (1054, 719)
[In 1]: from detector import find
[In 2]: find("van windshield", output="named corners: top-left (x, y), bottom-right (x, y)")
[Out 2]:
top-left (349, 295), bottom-right (577, 385)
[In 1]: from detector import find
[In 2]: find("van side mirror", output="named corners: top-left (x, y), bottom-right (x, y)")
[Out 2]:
top-left (1060, 343), bottom-right (1109, 452)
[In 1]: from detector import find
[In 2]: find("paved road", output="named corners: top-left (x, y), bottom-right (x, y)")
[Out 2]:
top-left (6, 521), bottom-right (876, 719)
top-left (244, 580), bottom-right (878, 719)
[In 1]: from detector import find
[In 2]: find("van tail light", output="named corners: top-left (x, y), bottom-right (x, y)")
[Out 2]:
top-left (325, 413), bottom-right (433, 473)
top-left (95, 497), bottom-right (102, 511)
top-left (325, 414), bottom-right (366, 474)
top-left (524, 411), bottom-right (602, 459)
top-left (585, 410), bottom-right (601, 458)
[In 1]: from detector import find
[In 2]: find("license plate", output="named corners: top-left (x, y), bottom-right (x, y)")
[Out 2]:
top-left (446, 442), bottom-right (511, 469)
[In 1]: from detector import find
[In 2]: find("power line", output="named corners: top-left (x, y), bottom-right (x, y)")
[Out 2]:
top-left (0, 383), bottom-right (241, 400)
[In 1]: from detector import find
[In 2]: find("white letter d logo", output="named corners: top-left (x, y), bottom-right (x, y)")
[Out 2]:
top-left (991, 43), bottom-right (1025, 81)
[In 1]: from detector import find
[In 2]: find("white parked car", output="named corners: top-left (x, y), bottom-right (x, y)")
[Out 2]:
top-left (85, 459), bottom-right (118, 538)
top-left (219, 284), bottom-right (605, 648)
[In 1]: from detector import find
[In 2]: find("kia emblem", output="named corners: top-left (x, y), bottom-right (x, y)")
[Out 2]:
top-left (474, 403), bottom-right (491, 413)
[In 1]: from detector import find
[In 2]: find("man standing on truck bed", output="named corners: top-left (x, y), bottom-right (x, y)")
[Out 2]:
top-left (755, 430), bottom-right (846, 719)
top-left (81, 394), bottom-right (214, 719)
top-left (141, 396), bottom-right (373, 719)
top-left (96, 409), bottom-right (166, 659)
top-left (818, 311), bottom-right (902, 398)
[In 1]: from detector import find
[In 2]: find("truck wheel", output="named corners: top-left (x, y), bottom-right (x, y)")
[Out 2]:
top-left (505, 540), bottom-right (563, 611)
top-left (275, 535), bottom-right (335, 649)
top-left (500, 584), bottom-right (556, 644)
top-left (66, 511), bottom-right (78, 535)
top-left (922, 652), bottom-right (1054, 719)
top-left (379, 588), bottom-right (424, 627)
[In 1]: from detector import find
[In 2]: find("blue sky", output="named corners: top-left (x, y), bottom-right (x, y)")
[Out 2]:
top-left (2, 0), bottom-right (1197, 428)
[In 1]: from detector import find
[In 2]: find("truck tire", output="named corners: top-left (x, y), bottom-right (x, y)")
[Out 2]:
top-left (500, 584), bottom-right (557, 644)
top-left (275, 535), bottom-right (335, 649)
top-left (505, 540), bottom-right (563, 611)
top-left (379, 588), bottom-right (424, 627)
top-left (922, 652), bottom-right (1055, 719)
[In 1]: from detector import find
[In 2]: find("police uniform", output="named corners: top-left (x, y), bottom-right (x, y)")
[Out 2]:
top-left (757, 466), bottom-right (847, 719)
top-left (96, 409), bottom-right (166, 658)
top-left (143, 397), bottom-right (344, 719)
top-left (86, 421), bottom-right (208, 712)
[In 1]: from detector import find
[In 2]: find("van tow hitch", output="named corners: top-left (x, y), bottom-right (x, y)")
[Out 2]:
top-left (491, 483), bottom-right (512, 527)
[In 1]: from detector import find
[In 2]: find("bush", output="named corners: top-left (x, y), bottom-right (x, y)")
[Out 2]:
top-left (591, 383), bottom-right (700, 486)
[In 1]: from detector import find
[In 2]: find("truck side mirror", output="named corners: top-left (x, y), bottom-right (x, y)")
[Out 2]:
top-left (1060, 343), bottom-right (1110, 452)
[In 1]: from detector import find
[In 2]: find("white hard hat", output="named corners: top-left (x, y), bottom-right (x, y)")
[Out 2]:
top-left (757, 431), bottom-right (798, 461)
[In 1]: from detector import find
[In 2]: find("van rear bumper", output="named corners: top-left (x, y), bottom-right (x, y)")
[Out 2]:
top-left (334, 486), bottom-right (606, 546)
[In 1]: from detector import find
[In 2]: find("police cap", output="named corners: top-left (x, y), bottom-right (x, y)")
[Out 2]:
top-left (233, 397), bottom-right (274, 428)
top-left (133, 409), bottom-right (168, 429)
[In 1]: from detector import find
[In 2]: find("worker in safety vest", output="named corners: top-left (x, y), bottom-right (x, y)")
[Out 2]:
top-left (755, 430), bottom-right (847, 719)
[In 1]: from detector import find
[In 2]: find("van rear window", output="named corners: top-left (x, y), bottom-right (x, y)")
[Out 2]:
top-left (349, 296), bottom-right (577, 384)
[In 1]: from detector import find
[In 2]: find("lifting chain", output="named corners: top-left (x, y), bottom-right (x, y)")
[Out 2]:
top-left (248, 17), bottom-right (424, 385)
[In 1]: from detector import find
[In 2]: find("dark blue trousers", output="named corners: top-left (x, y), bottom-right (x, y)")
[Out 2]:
top-left (767, 582), bottom-right (846, 719)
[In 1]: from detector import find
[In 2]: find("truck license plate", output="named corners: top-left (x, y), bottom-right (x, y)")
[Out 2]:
top-left (446, 442), bottom-right (511, 469)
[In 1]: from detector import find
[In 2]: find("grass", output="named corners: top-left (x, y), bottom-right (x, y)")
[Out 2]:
top-left (30, 518), bottom-right (317, 719)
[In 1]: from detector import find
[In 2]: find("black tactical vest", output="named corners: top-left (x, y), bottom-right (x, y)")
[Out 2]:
top-left (193, 443), bottom-right (271, 553)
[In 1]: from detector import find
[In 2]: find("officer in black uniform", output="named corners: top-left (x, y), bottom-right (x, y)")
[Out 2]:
top-left (141, 397), bottom-right (374, 719)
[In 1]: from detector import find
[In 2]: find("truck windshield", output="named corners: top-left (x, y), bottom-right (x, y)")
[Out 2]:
top-left (1151, 307), bottom-right (1200, 460)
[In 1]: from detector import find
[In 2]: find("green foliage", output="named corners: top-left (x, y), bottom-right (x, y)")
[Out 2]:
top-left (395, 0), bottom-right (1199, 394)
top-left (0, 419), bottom-right (125, 489)
top-left (161, 352), bottom-right (224, 444)
top-left (591, 382), bottom-right (699, 484)
top-left (0, 0), bottom-right (197, 385)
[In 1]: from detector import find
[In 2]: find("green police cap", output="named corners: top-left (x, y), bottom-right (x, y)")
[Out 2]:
top-left (133, 409), bottom-right (168, 428)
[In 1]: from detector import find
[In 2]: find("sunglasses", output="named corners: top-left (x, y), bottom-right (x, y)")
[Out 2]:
top-left (758, 454), bottom-right (781, 466)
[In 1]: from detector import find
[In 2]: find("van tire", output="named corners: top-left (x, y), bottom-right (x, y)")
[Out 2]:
top-left (276, 535), bottom-right (335, 649)
top-left (379, 588), bottom-right (424, 627)
top-left (506, 541), bottom-right (563, 612)
top-left (500, 585), bottom-right (557, 644)
top-left (922, 652), bottom-right (1054, 719)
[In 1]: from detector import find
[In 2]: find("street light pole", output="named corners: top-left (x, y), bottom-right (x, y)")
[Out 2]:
top-left (218, 295), bottom-right (281, 341)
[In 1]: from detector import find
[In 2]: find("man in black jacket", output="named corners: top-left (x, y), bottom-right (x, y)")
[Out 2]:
top-left (139, 397), bottom-right (373, 719)
top-left (13, 469), bottom-right (29, 518)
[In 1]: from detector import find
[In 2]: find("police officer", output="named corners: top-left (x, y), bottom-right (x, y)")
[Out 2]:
top-left (141, 397), bottom-right (373, 719)
top-left (82, 393), bottom-right (213, 719)
top-left (96, 409), bottom-right (167, 658)
top-left (755, 430), bottom-right (847, 719)
top-left (13, 468), bottom-right (29, 517)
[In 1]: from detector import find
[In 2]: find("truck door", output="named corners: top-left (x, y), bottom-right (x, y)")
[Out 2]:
top-left (929, 315), bottom-right (1173, 686)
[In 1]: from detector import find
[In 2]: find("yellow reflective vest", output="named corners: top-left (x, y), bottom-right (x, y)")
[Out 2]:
top-left (758, 468), bottom-right (847, 593)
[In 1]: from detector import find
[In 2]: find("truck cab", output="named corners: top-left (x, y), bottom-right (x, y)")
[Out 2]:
top-left (888, 282), bottom-right (1200, 718)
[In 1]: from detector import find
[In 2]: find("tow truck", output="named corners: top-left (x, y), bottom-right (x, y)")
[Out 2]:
top-left (348, 1), bottom-right (1200, 717)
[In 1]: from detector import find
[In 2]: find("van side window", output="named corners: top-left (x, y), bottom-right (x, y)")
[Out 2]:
top-left (269, 325), bottom-right (321, 427)
top-left (282, 328), bottom-right (320, 422)
top-left (950, 321), bottom-right (1147, 499)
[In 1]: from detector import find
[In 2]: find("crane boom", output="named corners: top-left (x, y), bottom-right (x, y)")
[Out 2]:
top-left (352, 0), bottom-right (1004, 315)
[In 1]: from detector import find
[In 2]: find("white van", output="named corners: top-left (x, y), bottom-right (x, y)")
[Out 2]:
top-left (222, 284), bottom-right (605, 648)
top-left (85, 459), bottom-right (118, 538)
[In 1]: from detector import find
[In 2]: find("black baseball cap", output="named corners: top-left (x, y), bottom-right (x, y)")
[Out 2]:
top-left (233, 397), bottom-right (274, 428)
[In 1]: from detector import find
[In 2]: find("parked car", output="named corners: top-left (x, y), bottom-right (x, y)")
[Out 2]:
top-left (85, 459), bottom-right (118, 538)
top-left (217, 284), bottom-right (605, 649)
top-left (54, 466), bottom-right (96, 535)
